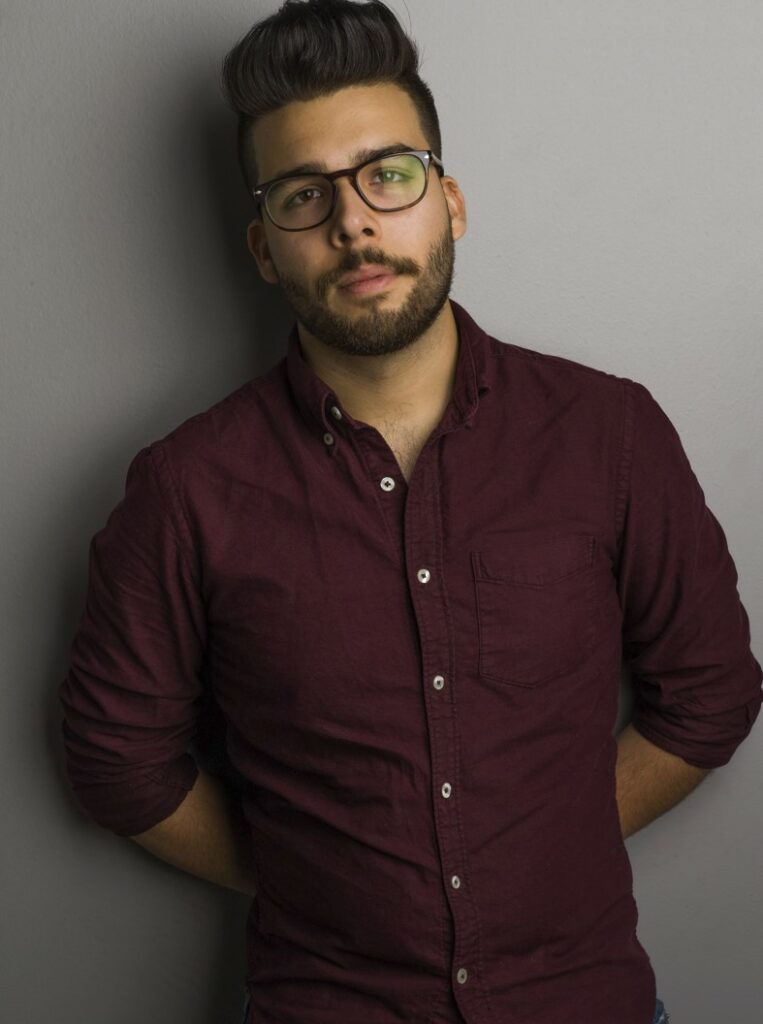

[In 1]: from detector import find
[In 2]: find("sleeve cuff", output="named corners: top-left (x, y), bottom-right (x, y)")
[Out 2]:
top-left (67, 752), bottom-right (200, 837)
top-left (631, 694), bottom-right (761, 769)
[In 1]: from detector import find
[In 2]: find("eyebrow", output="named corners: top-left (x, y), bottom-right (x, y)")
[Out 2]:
top-left (267, 142), bottom-right (421, 184)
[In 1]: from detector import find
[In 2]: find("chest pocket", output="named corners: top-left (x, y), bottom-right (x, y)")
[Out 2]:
top-left (470, 533), bottom-right (597, 688)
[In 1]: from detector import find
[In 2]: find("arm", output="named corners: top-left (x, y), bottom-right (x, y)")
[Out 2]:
top-left (615, 721), bottom-right (711, 839)
top-left (128, 766), bottom-right (257, 897)
top-left (58, 445), bottom-right (257, 877)
top-left (613, 381), bottom-right (762, 780)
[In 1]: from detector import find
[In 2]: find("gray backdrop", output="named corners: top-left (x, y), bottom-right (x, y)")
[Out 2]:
top-left (2, 1), bottom-right (761, 1021)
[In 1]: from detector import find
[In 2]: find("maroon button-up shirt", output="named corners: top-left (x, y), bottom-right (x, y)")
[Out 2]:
top-left (58, 299), bottom-right (762, 1024)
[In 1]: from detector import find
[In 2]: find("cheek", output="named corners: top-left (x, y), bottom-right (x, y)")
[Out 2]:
top-left (270, 242), bottom-right (314, 282)
top-left (409, 201), bottom-right (450, 249)
top-left (384, 215), bottom-right (441, 268)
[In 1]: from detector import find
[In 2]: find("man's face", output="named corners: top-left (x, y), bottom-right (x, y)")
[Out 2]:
top-left (246, 82), bottom-right (467, 358)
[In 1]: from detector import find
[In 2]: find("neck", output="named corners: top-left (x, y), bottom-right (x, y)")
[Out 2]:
top-left (297, 301), bottom-right (459, 429)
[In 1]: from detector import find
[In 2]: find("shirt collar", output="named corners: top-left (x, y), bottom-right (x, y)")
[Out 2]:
top-left (285, 298), bottom-right (493, 439)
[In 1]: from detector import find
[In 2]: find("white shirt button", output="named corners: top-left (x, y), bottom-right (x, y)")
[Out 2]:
top-left (451, 874), bottom-right (461, 889)
top-left (433, 675), bottom-right (445, 690)
top-left (329, 406), bottom-right (342, 420)
top-left (441, 782), bottom-right (451, 798)
top-left (417, 568), bottom-right (431, 583)
top-left (380, 476), bottom-right (395, 492)
top-left (323, 432), bottom-right (334, 446)
top-left (456, 967), bottom-right (468, 984)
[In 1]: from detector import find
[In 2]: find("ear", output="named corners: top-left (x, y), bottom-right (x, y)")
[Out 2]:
top-left (440, 176), bottom-right (467, 243)
top-left (246, 217), bottom-right (280, 285)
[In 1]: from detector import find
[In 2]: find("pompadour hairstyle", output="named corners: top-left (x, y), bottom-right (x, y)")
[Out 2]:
top-left (219, 0), bottom-right (443, 197)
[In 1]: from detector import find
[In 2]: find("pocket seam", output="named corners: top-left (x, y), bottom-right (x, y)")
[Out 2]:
top-left (473, 535), bottom-right (595, 587)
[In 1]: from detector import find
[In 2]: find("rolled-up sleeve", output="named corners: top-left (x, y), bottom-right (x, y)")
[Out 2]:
top-left (614, 380), bottom-right (762, 769)
top-left (58, 443), bottom-right (205, 836)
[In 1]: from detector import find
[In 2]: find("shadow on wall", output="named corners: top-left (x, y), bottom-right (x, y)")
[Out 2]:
top-left (49, 60), bottom-right (299, 1023)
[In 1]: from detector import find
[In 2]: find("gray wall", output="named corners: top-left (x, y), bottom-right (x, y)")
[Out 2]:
top-left (2, 2), bottom-right (761, 1021)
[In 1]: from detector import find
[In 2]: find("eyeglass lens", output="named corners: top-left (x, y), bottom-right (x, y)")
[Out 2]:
top-left (265, 153), bottom-right (427, 229)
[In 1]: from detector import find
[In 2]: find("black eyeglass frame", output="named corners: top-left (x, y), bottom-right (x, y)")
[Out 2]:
top-left (252, 149), bottom-right (446, 232)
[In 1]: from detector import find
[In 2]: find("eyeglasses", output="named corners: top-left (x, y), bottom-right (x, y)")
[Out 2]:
top-left (252, 149), bottom-right (445, 232)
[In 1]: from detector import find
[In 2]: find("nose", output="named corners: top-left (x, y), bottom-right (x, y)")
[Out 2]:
top-left (327, 173), bottom-right (380, 240)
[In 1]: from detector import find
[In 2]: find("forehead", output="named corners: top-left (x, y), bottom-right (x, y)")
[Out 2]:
top-left (252, 82), bottom-right (427, 183)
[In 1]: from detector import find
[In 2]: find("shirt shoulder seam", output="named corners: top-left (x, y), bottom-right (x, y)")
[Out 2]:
top-left (489, 335), bottom-right (625, 385)
top-left (614, 378), bottom-right (638, 555)
top-left (143, 442), bottom-right (196, 565)
top-left (160, 375), bottom-right (273, 444)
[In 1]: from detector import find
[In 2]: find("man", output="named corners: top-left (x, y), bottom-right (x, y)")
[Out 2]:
top-left (58, 2), bottom-right (761, 1023)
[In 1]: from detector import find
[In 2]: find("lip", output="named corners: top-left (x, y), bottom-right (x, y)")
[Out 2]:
top-left (339, 271), bottom-right (398, 296)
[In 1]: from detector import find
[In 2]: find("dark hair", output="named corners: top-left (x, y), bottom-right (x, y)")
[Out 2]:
top-left (219, 0), bottom-right (443, 197)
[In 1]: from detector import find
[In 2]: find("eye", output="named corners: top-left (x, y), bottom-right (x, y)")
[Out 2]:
top-left (370, 168), bottom-right (409, 184)
top-left (285, 186), bottom-right (325, 208)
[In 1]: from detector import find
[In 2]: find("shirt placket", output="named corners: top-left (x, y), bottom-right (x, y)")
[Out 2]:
top-left (402, 437), bottom-right (496, 1024)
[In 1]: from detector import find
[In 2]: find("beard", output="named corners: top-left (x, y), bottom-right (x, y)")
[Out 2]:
top-left (270, 218), bottom-right (456, 358)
